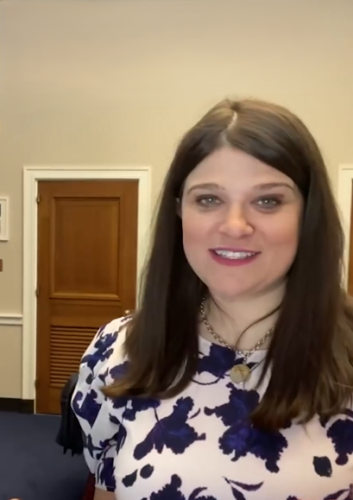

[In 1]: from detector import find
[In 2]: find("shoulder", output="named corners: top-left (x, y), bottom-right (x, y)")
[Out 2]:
top-left (95, 314), bottom-right (131, 345)
top-left (71, 315), bottom-right (132, 421)
top-left (78, 315), bottom-right (132, 382)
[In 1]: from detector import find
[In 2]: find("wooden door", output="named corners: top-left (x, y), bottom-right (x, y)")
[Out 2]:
top-left (36, 179), bottom-right (138, 414)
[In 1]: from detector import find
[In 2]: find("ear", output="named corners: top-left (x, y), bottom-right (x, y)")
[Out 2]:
top-left (176, 197), bottom-right (181, 217)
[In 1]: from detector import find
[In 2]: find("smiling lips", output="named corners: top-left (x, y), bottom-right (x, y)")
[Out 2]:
top-left (209, 248), bottom-right (260, 266)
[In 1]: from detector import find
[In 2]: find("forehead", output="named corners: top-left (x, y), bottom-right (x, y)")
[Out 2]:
top-left (184, 146), bottom-right (294, 189)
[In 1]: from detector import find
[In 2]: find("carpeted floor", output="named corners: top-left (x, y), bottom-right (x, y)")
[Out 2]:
top-left (0, 412), bottom-right (87, 500)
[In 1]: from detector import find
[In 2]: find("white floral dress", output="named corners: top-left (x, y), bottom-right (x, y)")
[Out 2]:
top-left (72, 316), bottom-right (353, 499)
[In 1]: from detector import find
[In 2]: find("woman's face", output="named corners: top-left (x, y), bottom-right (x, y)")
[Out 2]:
top-left (181, 146), bottom-right (303, 301)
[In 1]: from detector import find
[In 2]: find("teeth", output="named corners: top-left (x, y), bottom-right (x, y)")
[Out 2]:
top-left (214, 250), bottom-right (256, 259)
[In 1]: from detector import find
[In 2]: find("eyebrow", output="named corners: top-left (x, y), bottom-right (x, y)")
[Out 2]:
top-left (185, 183), bottom-right (225, 195)
top-left (254, 182), bottom-right (295, 191)
top-left (185, 181), bottom-right (294, 195)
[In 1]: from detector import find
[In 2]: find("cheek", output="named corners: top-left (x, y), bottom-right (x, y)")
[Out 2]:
top-left (266, 215), bottom-right (301, 253)
top-left (181, 210), bottom-right (210, 249)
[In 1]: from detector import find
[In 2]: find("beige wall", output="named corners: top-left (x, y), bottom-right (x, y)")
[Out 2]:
top-left (0, 0), bottom-right (352, 398)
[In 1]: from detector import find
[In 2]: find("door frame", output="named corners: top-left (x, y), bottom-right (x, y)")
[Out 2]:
top-left (22, 166), bottom-right (151, 403)
top-left (337, 163), bottom-right (353, 289)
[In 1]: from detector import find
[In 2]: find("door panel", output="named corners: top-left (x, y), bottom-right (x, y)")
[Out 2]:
top-left (36, 179), bottom-right (138, 414)
top-left (49, 325), bottom-right (97, 390)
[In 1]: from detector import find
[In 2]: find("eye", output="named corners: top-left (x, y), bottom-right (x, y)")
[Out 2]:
top-left (256, 197), bottom-right (282, 209)
top-left (195, 195), bottom-right (221, 207)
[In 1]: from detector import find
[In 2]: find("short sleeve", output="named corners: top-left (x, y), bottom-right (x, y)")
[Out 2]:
top-left (71, 316), bottom-right (130, 491)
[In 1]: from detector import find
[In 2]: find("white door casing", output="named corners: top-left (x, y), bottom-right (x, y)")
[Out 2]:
top-left (22, 166), bottom-right (151, 403)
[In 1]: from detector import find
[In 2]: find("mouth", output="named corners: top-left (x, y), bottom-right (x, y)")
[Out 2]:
top-left (211, 248), bottom-right (260, 261)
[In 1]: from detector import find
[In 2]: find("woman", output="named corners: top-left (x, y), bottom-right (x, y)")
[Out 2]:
top-left (72, 98), bottom-right (353, 500)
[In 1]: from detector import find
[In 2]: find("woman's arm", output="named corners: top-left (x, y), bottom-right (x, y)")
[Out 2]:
top-left (93, 488), bottom-right (116, 500)
top-left (72, 319), bottom-right (129, 494)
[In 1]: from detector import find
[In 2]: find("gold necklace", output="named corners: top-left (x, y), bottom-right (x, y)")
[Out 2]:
top-left (200, 299), bottom-right (273, 384)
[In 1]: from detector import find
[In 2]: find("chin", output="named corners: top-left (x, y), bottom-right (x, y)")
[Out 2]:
top-left (207, 286), bottom-right (253, 302)
top-left (207, 278), bottom-right (286, 302)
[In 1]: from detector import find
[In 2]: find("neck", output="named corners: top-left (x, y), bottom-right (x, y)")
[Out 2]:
top-left (203, 282), bottom-right (285, 350)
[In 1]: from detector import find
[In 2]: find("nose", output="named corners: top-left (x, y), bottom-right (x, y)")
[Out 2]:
top-left (219, 205), bottom-right (253, 237)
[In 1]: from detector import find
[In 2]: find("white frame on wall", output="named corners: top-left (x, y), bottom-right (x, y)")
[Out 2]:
top-left (337, 164), bottom-right (353, 289)
top-left (22, 166), bottom-right (152, 404)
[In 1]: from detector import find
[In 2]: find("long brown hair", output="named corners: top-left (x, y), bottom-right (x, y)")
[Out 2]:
top-left (103, 98), bottom-right (353, 430)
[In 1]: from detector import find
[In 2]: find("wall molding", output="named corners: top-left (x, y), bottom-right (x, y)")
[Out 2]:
top-left (337, 164), bottom-right (353, 289)
top-left (22, 166), bottom-right (152, 403)
top-left (0, 314), bottom-right (23, 326)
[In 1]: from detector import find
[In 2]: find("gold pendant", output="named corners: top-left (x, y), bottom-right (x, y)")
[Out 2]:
top-left (230, 364), bottom-right (251, 384)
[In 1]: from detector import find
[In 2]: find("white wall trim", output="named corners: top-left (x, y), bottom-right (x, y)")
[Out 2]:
top-left (22, 166), bottom-right (152, 401)
top-left (0, 314), bottom-right (23, 326)
top-left (337, 164), bottom-right (353, 289)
